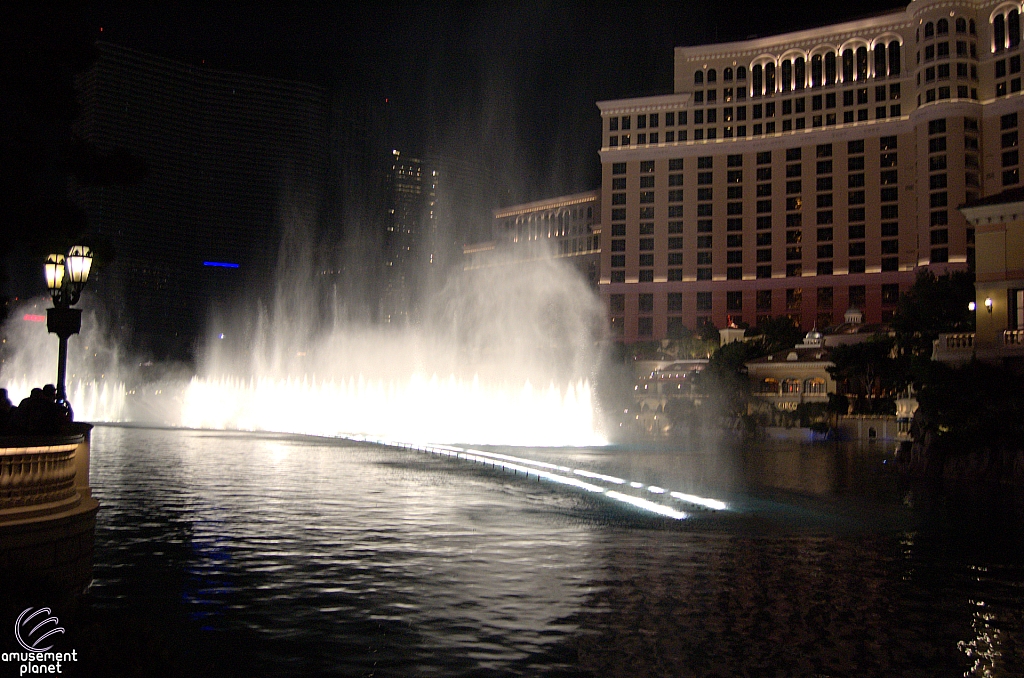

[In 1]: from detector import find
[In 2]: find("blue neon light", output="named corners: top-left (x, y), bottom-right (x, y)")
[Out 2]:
top-left (203, 261), bottom-right (239, 268)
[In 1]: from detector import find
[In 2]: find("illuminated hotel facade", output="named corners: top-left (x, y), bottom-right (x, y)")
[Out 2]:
top-left (598, 0), bottom-right (1024, 342)
top-left (463, 191), bottom-right (601, 287)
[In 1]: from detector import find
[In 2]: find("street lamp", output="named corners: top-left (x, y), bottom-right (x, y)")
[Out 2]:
top-left (45, 245), bottom-right (93, 403)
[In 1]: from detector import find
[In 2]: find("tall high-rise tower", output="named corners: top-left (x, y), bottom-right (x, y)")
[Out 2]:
top-left (74, 42), bottom-right (329, 359)
top-left (381, 151), bottom-right (438, 324)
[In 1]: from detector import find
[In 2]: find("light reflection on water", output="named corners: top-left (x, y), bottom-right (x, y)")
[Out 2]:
top-left (86, 426), bottom-right (1024, 677)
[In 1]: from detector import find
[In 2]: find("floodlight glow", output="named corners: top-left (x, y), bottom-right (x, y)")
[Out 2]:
top-left (573, 469), bottom-right (626, 484)
top-left (605, 491), bottom-right (688, 519)
top-left (182, 375), bottom-right (605, 447)
top-left (670, 491), bottom-right (729, 511)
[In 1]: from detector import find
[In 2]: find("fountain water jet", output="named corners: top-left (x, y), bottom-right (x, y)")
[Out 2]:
top-left (182, 206), bottom-right (609, 446)
top-left (0, 299), bottom-right (127, 422)
top-left (0, 207), bottom-right (610, 446)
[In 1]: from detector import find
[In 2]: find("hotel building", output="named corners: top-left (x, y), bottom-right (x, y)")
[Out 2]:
top-left (463, 190), bottom-right (602, 287)
top-left (598, 0), bottom-right (1024, 342)
top-left (381, 151), bottom-right (438, 324)
top-left (74, 42), bottom-right (329, 359)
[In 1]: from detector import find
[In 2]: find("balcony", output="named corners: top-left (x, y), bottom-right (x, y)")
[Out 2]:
top-left (0, 425), bottom-right (98, 592)
top-left (933, 331), bottom-right (1024, 364)
top-left (932, 332), bottom-right (975, 364)
top-left (0, 429), bottom-right (91, 522)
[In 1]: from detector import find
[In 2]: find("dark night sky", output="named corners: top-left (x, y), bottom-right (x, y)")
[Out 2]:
top-left (78, 1), bottom-right (908, 201)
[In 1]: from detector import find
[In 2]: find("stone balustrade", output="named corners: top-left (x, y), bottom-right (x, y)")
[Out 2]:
top-left (1004, 329), bottom-right (1024, 346)
top-left (944, 332), bottom-right (975, 349)
top-left (934, 330), bottom-right (1024, 364)
top-left (932, 332), bottom-right (976, 364)
top-left (0, 426), bottom-right (97, 593)
top-left (0, 431), bottom-right (88, 521)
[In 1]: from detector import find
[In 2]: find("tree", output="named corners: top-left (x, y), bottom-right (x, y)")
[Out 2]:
top-left (827, 336), bottom-right (907, 398)
top-left (916, 360), bottom-right (1024, 456)
top-left (696, 339), bottom-right (762, 420)
top-left (746, 315), bottom-right (804, 355)
top-left (892, 270), bottom-right (975, 359)
top-left (696, 319), bottom-right (720, 343)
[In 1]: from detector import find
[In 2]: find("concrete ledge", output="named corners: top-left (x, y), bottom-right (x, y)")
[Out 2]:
top-left (0, 495), bottom-right (98, 592)
top-left (0, 424), bottom-right (98, 594)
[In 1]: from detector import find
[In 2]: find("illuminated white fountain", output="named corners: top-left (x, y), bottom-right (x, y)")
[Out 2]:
top-left (0, 300), bottom-right (127, 422)
top-left (180, 211), bottom-right (609, 446)
top-left (1, 209), bottom-right (608, 446)
top-left (182, 374), bottom-right (599, 446)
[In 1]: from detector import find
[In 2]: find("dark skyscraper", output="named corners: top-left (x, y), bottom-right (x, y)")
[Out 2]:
top-left (321, 94), bottom-right (393, 323)
top-left (380, 149), bottom-right (498, 324)
top-left (73, 42), bottom-right (329, 359)
top-left (381, 151), bottom-right (437, 324)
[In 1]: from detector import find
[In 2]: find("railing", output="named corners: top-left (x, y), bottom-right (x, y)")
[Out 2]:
top-left (0, 434), bottom-right (84, 515)
top-left (1004, 329), bottom-right (1024, 347)
top-left (944, 333), bottom-right (975, 349)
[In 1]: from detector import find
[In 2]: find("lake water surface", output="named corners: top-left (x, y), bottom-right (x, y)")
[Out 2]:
top-left (79, 426), bottom-right (1024, 677)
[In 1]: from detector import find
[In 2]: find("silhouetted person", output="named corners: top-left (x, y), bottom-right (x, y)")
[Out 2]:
top-left (41, 384), bottom-right (71, 429)
top-left (11, 388), bottom-right (47, 434)
top-left (0, 388), bottom-right (13, 434)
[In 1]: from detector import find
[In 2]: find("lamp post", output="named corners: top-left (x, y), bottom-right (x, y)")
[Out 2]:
top-left (44, 245), bottom-right (93, 404)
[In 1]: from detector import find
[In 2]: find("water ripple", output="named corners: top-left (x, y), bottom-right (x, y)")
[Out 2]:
top-left (82, 426), bottom-right (1024, 677)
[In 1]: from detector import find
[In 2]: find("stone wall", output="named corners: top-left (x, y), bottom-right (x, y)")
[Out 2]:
top-left (0, 424), bottom-right (98, 593)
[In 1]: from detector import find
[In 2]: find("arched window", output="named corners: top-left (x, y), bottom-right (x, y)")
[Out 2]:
top-left (782, 379), bottom-right (801, 394)
top-left (825, 52), bottom-right (837, 85)
top-left (874, 43), bottom-right (886, 77)
top-left (724, 67), bottom-right (733, 81)
top-left (956, 17), bottom-right (967, 34)
top-left (736, 65), bottom-right (747, 80)
top-left (924, 21), bottom-right (934, 38)
top-left (856, 46), bottom-right (868, 80)
top-left (970, 19), bottom-right (976, 35)
top-left (695, 70), bottom-right (704, 85)
top-left (760, 378), bottom-right (780, 394)
top-left (804, 378), bottom-right (826, 395)
top-left (752, 64), bottom-right (763, 97)
top-left (794, 57), bottom-right (805, 89)
top-left (937, 18), bottom-right (949, 35)
top-left (707, 68), bottom-right (717, 83)
top-left (842, 49), bottom-right (854, 82)
top-left (811, 54), bottom-right (823, 87)
top-left (995, 14), bottom-right (1006, 51)
top-left (765, 62), bottom-right (776, 94)
top-left (1010, 10), bottom-right (1021, 48)
top-left (889, 41), bottom-right (901, 75)
top-left (782, 60), bottom-right (792, 92)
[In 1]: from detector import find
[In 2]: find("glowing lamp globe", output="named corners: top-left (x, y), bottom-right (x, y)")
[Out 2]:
top-left (45, 253), bottom-right (66, 302)
top-left (65, 245), bottom-right (93, 285)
